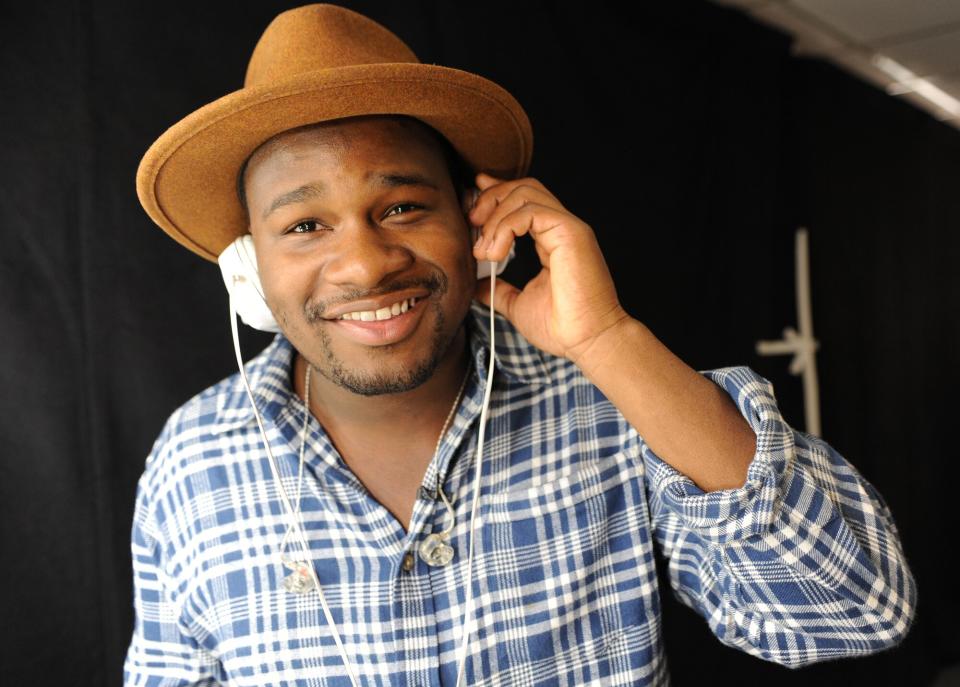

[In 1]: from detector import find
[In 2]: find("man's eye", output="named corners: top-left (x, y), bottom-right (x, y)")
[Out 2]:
top-left (386, 202), bottom-right (422, 217)
top-left (287, 220), bottom-right (321, 235)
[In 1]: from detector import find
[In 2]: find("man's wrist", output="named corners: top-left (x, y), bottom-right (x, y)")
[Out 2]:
top-left (567, 311), bottom-right (642, 377)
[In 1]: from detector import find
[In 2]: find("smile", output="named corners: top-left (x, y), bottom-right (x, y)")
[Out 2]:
top-left (338, 296), bottom-right (419, 321)
top-left (329, 296), bottom-right (427, 346)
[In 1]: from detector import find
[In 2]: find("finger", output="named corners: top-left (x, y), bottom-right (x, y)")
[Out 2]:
top-left (478, 202), bottom-right (573, 263)
top-left (475, 171), bottom-right (501, 190)
top-left (471, 178), bottom-right (561, 227)
top-left (470, 175), bottom-right (562, 229)
top-left (472, 185), bottom-right (562, 255)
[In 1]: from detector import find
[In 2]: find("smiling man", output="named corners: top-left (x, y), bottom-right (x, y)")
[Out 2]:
top-left (125, 5), bottom-right (917, 687)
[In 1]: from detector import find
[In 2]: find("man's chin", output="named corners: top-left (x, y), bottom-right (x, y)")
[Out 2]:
top-left (324, 365), bottom-right (436, 397)
top-left (308, 344), bottom-right (441, 397)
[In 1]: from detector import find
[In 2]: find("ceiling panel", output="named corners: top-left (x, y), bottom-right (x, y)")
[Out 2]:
top-left (929, 72), bottom-right (960, 92)
top-left (881, 28), bottom-right (960, 78)
top-left (790, 0), bottom-right (960, 43)
top-left (709, 0), bottom-right (960, 128)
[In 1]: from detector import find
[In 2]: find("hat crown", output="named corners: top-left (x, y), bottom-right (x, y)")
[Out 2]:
top-left (245, 3), bottom-right (419, 88)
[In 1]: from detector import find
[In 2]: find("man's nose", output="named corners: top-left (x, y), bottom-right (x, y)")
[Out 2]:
top-left (322, 223), bottom-right (413, 288)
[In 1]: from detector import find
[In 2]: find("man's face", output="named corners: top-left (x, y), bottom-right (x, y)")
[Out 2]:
top-left (243, 115), bottom-right (477, 397)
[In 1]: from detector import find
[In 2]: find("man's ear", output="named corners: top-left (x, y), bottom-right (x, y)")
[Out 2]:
top-left (459, 185), bottom-right (477, 212)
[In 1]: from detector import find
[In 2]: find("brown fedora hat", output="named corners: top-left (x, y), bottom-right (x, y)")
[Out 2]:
top-left (136, 3), bottom-right (534, 264)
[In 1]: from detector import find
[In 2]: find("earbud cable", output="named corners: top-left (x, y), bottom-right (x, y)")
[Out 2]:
top-left (228, 287), bottom-right (364, 687)
top-left (455, 265), bottom-right (497, 687)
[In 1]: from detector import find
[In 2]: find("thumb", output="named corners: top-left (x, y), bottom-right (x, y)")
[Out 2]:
top-left (475, 171), bottom-right (501, 189)
top-left (474, 276), bottom-right (521, 322)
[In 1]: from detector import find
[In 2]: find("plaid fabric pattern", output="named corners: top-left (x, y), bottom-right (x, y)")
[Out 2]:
top-left (123, 300), bottom-right (916, 686)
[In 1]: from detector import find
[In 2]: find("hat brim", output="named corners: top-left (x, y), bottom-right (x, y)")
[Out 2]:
top-left (136, 62), bottom-right (533, 263)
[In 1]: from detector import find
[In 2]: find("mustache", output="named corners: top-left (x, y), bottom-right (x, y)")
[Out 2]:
top-left (306, 271), bottom-right (447, 322)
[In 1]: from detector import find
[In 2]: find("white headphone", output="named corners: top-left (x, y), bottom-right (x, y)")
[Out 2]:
top-left (215, 189), bottom-right (511, 687)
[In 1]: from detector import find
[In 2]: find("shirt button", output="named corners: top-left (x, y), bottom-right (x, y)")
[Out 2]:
top-left (402, 552), bottom-right (416, 572)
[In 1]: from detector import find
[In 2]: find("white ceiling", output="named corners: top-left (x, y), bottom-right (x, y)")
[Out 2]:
top-left (709, 0), bottom-right (960, 130)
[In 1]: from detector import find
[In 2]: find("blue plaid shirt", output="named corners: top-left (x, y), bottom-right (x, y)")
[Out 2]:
top-left (124, 300), bottom-right (916, 686)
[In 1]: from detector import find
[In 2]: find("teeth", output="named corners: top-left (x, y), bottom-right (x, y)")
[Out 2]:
top-left (340, 297), bottom-right (417, 321)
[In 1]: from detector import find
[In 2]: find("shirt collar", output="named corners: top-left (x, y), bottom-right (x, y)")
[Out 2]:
top-left (211, 299), bottom-right (552, 435)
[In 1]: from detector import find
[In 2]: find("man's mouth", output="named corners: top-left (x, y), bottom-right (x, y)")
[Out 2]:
top-left (326, 296), bottom-right (428, 347)
top-left (335, 296), bottom-right (420, 321)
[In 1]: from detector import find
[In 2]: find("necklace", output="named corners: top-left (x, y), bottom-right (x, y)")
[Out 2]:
top-left (279, 357), bottom-right (471, 590)
top-left (418, 364), bottom-right (471, 567)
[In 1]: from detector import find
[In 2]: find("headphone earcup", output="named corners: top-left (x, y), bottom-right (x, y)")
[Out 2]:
top-left (473, 224), bottom-right (514, 280)
top-left (468, 185), bottom-right (514, 280)
top-left (218, 235), bottom-right (282, 333)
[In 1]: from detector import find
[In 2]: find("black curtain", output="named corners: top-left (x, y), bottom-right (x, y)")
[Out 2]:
top-left (1, 1), bottom-right (953, 684)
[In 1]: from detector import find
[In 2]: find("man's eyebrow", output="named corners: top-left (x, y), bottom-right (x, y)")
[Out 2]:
top-left (261, 172), bottom-right (440, 222)
top-left (262, 183), bottom-right (324, 221)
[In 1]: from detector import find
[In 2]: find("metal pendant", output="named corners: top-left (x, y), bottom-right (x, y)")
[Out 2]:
top-left (418, 532), bottom-right (455, 567)
top-left (280, 554), bottom-right (316, 594)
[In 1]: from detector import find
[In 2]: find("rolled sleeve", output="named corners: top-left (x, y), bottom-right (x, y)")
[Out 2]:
top-left (643, 365), bottom-right (791, 544)
top-left (642, 365), bottom-right (918, 667)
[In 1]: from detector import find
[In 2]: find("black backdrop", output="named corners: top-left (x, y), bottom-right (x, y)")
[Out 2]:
top-left (1, 1), bottom-right (955, 685)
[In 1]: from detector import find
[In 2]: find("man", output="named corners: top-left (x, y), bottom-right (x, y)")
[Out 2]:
top-left (125, 4), bottom-right (917, 686)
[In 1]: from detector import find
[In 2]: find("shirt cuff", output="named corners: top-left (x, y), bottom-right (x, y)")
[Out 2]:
top-left (642, 365), bottom-right (793, 545)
